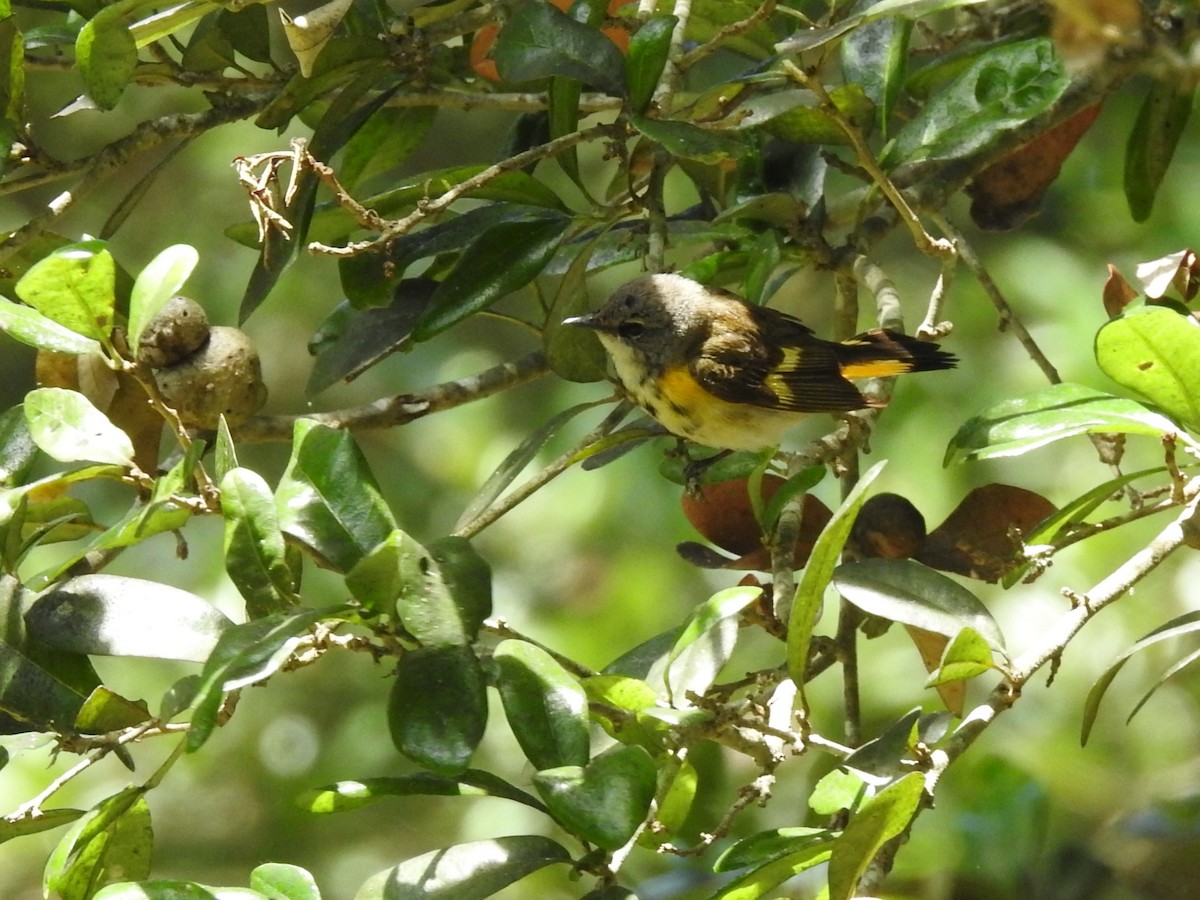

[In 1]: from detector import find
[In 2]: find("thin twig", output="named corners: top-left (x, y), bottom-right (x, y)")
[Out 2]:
top-left (678, 0), bottom-right (778, 70)
top-left (310, 123), bottom-right (619, 256)
top-left (234, 350), bottom-right (550, 442)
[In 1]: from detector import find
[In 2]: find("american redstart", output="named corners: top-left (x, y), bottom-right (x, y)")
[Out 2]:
top-left (564, 273), bottom-right (956, 451)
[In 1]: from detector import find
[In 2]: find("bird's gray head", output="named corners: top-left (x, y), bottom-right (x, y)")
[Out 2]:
top-left (564, 274), bottom-right (708, 369)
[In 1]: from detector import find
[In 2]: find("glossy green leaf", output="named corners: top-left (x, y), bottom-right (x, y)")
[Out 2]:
top-left (828, 772), bottom-right (924, 900)
top-left (946, 383), bottom-right (1178, 463)
top-left (787, 460), bottom-right (886, 695)
top-left (492, 1), bottom-right (627, 96)
top-left (549, 76), bottom-right (583, 187)
top-left (74, 685), bottom-right (151, 732)
top-left (26, 575), bottom-right (231, 662)
top-left (249, 863), bottom-right (320, 900)
top-left (626, 15), bottom-right (676, 114)
top-left (354, 835), bottom-right (572, 900)
top-left (0, 808), bottom-right (85, 846)
top-left (0, 573), bottom-right (101, 733)
top-left (45, 788), bottom-right (152, 899)
top-left (344, 529), bottom-right (425, 617)
top-left (222, 467), bottom-right (298, 619)
top-left (412, 216), bottom-right (569, 341)
top-left (925, 626), bottom-right (997, 686)
top-left (339, 106), bottom-right (437, 190)
top-left (666, 586), bottom-right (760, 700)
top-left (630, 114), bottom-right (749, 164)
top-left (75, 10), bottom-right (137, 110)
top-left (128, 244), bottom-right (198, 353)
top-left (299, 770), bottom-right (546, 814)
top-left (714, 826), bottom-right (832, 873)
top-left (188, 608), bottom-right (339, 751)
top-left (494, 639), bottom-right (590, 770)
top-left (387, 536), bottom-right (491, 646)
top-left (1095, 306), bottom-right (1200, 429)
top-left (421, 537), bottom-right (492, 642)
top-left (0, 404), bottom-right (37, 486)
top-left (1081, 611), bottom-right (1200, 745)
top-left (708, 842), bottom-right (834, 899)
top-left (533, 744), bottom-right (656, 851)
top-left (275, 419), bottom-right (396, 573)
top-left (885, 38), bottom-right (1067, 168)
top-left (833, 558), bottom-right (1005, 650)
top-left (388, 644), bottom-right (487, 774)
top-left (24, 388), bottom-right (134, 467)
top-left (583, 674), bottom-right (662, 749)
top-left (760, 464), bottom-right (826, 532)
top-left (0, 296), bottom-right (103, 355)
top-left (1125, 73), bottom-right (1194, 222)
top-left (15, 241), bottom-right (116, 341)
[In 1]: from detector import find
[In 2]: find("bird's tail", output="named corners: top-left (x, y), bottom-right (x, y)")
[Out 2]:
top-left (835, 329), bottom-right (957, 380)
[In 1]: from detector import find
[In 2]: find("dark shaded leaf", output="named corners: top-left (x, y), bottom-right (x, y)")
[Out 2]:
top-left (389, 644), bottom-right (487, 774)
top-left (626, 15), bottom-right (676, 114)
top-left (533, 744), bottom-right (656, 851)
top-left (1125, 73), bottom-right (1194, 222)
top-left (412, 216), bottom-right (570, 341)
top-left (492, 1), bottom-right (627, 96)
top-left (630, 114), bottom-right (749, 163)
top-left (494, 639), bottom-right (590, 770)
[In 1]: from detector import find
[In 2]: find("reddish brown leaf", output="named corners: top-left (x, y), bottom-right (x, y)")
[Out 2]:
top-left (917, 484), bottom-right (1056, 583)
top-left (1103, 264), bottom-right (1139, 318)
top-left (966, 103), bottom-right (1102, 230)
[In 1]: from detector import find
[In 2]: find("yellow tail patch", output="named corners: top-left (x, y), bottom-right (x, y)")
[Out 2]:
top-left (840, 359), bottom-right (915, 379)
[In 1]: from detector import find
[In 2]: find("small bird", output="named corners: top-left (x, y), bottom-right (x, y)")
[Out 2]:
top-left (564, 273), bottom-right (956, 451)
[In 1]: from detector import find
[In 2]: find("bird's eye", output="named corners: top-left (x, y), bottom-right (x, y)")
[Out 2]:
top-left (618, 320), bottom-right (645, 339)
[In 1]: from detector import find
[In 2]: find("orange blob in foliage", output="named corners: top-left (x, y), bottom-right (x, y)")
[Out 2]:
top-left (470, 0), bottom-right (635, 83)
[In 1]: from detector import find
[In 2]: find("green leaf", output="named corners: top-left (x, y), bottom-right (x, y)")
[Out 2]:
top-left (0, 808), bottom-right (85, 846)
top-left (222, 467), bottom-right (298, 619)
top-left (388, 644), bottom-right (487, 775)
top-left (0, 296), bottom-right (103, 355)
top-left (827, 772), bottom-right (924, 900)
top-left (787, 460), bottom-right (886, 695)
top-left (885, 37), bottom-right (1067, 168)
top-left (543, 232), bottom-right (611, 383)
top-left (714, 826), bottom-right (832, 873)
top-left (24, 388), bottom-right (135, 467)
top-left (1095, 306), bottom-right (1200, 430)
top-left (809, 768), bottom-right (867, 816)
top-left (494, 639), bottom-right (590, 770)
top-left (354, 835), bottom-right (572, 900)
top-left (339, 106), bottom-right (437, 190)
top-left (759, 464), bottom-right (826, 532)
top-left (0, 574), bottom-right (101, 733)
top-left (626, 15), bottom-right (676, 114)
top-left (946, 382), bottom-right (1179, 463)
top-left (842, 708), bottom-right (922, 782)
top-left (26, 573), bottom-right (232, 662)
top-left (412, 216), bottom-right (569, 341)
top-left (74, 685), bottom-right (151, 732)
top-left (666, 586), bottom-right (761, 700)
top-left (925, 626), bottom-right (998, 686)
top-left (344, 529), bottom-right (424, 617)
top-left (275, 419), bottom-right (396, 573)
top-left (385, 535), bottom-right (491, 646)
top-left (250, 863), bottom-right (320, 900)
top-left (1081, 611), bottom-right (1200, 745)
top-left (298, 770), bottom-right (546, 814)
top-left (841, 9), bottom-right (911, 135)
top-left (75, 9), bottom-right (137, 110)
top-left (833, 558), bottom-right (1006, 650)
top-left (0, 405), bottom-right (37, 487)
top-left (15, 241), bottom-right (117, 341)
top-left (188, 608), bottom-right (339, 751)
top-left (492, 0), bottom-right (627, 96)
top-left (1125, 73), bottom-right (1194, 222)
top-left (45, 787), bottom-right (153, 899)
top-left (533, 744), bottom-right (657, 851)
top-left (630, 114), bottom-right (749, 164)
top-left (219, 4), bottom-right (271, 63)
top-left (707, 842), bottom-right (834, 899)
top-left (128, 243), bottom-right (198, 354)
top-left (95, 883), bottom-right (268, 899)
top-left (422, 537), bottom-right (492, 642)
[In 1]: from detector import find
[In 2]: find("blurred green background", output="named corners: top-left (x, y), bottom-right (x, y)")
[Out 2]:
top-left (3, 31), bottom-right (1200, 900)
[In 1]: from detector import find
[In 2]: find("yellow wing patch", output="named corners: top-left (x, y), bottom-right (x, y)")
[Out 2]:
top-left (839, 359), bottom-right (916, 379)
